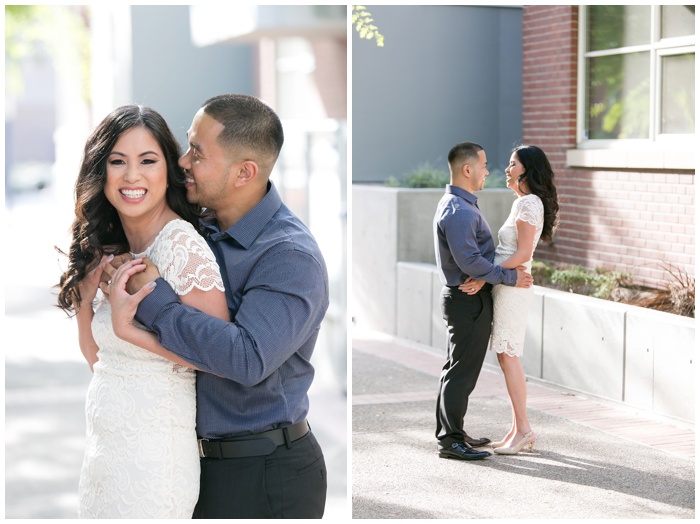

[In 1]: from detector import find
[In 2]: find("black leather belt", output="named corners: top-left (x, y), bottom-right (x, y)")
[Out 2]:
top-left (198, 419), bottom-right (310, 459)
top-left (446, 283), bottom-right (492, 293)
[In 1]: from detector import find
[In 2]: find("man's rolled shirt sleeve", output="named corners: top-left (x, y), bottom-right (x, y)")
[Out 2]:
top-left (134, 250), bottom-right (329, 386)
top-left (136, 277), bottom-right (180, 329)
top-left (442, 210), bottom-right (517, 286)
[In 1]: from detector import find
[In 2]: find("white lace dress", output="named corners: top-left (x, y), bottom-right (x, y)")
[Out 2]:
top-left (78, 219), bottom-right (225, 518)
top-left (490, 194), bottom-right (544, 357)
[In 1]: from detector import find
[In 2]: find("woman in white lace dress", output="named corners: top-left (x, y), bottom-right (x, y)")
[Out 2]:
top-left (57, 105), bottom-right (229, 518)
top-left (461, 145), bottom-right (558, 455)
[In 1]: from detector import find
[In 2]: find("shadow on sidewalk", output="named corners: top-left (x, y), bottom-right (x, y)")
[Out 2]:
top-left (353, 393), bottom-right (695, 519)
top-left (470, 449), bottom-right (695, 510)
top-left (352, 497), bottom-right (437, 519)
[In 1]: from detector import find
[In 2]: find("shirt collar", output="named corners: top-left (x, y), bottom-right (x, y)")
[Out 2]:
top-left (203, 181), bottom-right (282, 248)
top-left (445, 184), bottom-right (478, 205)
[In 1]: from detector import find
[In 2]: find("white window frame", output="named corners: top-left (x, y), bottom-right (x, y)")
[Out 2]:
top-left (569, 5), bottom-right (695, 170)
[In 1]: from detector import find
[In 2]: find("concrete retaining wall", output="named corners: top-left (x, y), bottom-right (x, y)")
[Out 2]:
top-left (352, 185), bottom-right (515, 334)
top-left (397, 262), bottom-right (695, 424)
top-left (353, 184), bottom-right (694, 424)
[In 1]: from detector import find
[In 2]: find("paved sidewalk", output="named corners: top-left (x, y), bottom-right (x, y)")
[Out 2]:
top-left (352, 329), bottom-right (695, 519)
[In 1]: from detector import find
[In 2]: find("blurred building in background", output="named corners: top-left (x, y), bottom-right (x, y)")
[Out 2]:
top-left (5, 4), bottom-right (348, 390)
top-left (352, 5), bottom-right (523, 183)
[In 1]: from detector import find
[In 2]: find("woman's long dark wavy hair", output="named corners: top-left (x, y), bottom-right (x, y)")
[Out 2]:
top-left (513, 144), bottom-right (559, 242)
top-left (56, 104), bottom-right (201, 315)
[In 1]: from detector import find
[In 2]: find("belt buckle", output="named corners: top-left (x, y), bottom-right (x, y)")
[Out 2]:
top-left (198, 438), bottom-right (209, 458)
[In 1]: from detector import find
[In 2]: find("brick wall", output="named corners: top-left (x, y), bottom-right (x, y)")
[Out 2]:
top-left (522, 6), bottom-right (695, 288)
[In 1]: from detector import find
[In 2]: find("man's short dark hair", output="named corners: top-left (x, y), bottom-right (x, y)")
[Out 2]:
top-left (448, 142), bottom-right (483, 172)
top-left (201, 94), bottom-right (284, 162)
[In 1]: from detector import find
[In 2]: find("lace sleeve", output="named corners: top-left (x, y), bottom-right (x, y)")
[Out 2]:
top-left (516, 195), bottom-right (544, 227)
top-left (154, 222), bottom-right (225, 296)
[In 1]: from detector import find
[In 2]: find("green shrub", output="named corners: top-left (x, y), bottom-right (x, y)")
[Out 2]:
top-left (531, 260), bottom-right (554, 283)
top-left (536, 262), bottom-right (632, 300)
top-left (484, 168), bottom-right (506, 189)
top-left (386, 163), bottom-right (507, 189)
top-left (386, 163), bottom-right (449, 188)
top-left (533, 260), bottom-right (693, 317)
top-left (550, 265), bottom-right (598, 296)
top-left (591, 268), bottom-right (632, 299)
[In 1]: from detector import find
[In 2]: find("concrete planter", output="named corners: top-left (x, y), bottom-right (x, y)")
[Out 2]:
top-left (540, 288), bottom-right (627, 400)
top-left (352, 184), bottom-right (514, 334)
top-left (517, 286), bottom-right (694, 423)
top-left (352, 185), bottom-right (443, 335)
top-left (624, 306), bottom-right (695, 422)
top-left (353, 182), bottom-right (694, 424)
top-left (397, 261), bottom-right (694, 424)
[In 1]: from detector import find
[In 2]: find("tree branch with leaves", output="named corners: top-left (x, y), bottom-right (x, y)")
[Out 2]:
top-left (352, 5), bottom-right (384, 47)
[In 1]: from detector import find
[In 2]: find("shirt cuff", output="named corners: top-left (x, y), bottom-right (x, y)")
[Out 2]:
top-left (135, 277), bottom-right (181, 328)
top-left (506, 268), bottom-right (518, 286)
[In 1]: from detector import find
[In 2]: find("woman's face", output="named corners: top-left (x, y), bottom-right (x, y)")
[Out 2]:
top-left (505, 152), bottom-right (527, 195)
top-left (104, 126), bottom-right (169, 221)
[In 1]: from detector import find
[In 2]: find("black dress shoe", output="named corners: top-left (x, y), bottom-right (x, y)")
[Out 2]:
top-left (464, 435), bottom-right (491, 447)
top-left (438, 442), bottom-right (490, 461)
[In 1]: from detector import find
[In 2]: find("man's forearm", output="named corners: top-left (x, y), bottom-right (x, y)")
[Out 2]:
top-left (135, 278), bottom-right (314, 386)
top-left (460, 256), bottom-right (517, 286)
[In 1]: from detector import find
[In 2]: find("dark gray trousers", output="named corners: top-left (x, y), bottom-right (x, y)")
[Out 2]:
top-left (435, 285), bottom-right (493, 448)
top-left (193, 431), bottom-right (326, 519)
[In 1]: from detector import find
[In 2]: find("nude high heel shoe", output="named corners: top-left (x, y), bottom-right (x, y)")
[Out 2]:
top-left (491, 438), bottom-right (508, 449)
top-left (493, 431), bottom-right (536, 455)
top-left (491, 430), bottom-right (516, 448)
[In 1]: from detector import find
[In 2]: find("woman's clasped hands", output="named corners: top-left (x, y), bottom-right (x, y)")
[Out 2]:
top-left (76, 253), bottom-right (117, 309)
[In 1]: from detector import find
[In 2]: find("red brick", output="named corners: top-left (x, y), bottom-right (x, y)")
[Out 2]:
top-left (523, 7), bottom-right (694, 289)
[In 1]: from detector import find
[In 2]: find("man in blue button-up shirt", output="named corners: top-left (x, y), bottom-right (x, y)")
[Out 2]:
top-left (434, 141), bottom-right (532, 462)
top-left (107, 94), bottom-right (329, 518)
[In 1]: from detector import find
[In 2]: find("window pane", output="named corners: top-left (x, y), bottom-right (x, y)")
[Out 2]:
top-left (586, 52), bottom-right (650, 139)
top-left (587, 5), bottom-right (651, 51)
top-left (661, 5), bottom-right (695, 39)
top-left (661, 53), bottom-right (695, 134)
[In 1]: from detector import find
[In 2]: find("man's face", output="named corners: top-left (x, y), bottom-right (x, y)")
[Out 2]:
top-left (179, 108), bottom-right (232, 210)
top-left (468, 149), bottom-right (490, 191)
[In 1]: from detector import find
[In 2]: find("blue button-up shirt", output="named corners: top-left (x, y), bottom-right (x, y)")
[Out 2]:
top-left (434, 185), bottom-right (516, 287)
top-left (135, 181), bottom-right (329, 439)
